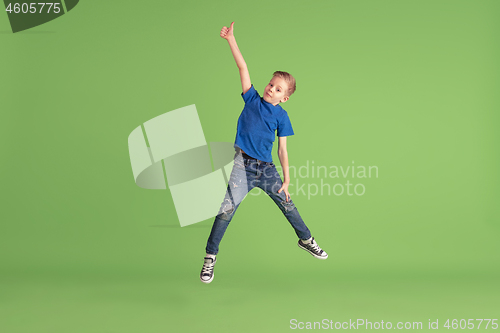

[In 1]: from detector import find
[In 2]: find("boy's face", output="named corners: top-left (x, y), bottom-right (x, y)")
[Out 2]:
top-left (263, 76), bottom-right (289, 106)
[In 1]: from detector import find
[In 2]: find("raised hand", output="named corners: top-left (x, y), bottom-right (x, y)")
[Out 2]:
top-left (220, 22), bottom-right (234, 40)
top-left (219, 21), bottom-right (251, 94)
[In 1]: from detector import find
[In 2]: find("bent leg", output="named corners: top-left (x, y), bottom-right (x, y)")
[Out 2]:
top-left (259, 164), bottom-right (312, 240)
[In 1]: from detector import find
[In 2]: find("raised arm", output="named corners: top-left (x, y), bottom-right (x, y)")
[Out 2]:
top-left (220, 22), bottom-right (252, 95)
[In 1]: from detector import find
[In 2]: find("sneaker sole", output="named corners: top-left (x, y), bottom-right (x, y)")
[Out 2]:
top-left (298, 242), bottom-right (328, 260)
top-left (200, 274), bottom-right (214, 284)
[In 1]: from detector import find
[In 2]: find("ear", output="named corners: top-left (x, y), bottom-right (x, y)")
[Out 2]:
top-left (280, 95), bottom-right (289, 103)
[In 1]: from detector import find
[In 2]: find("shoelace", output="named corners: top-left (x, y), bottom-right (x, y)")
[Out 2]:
top-left (305, 241), bottom-right (322, 254)
top-left (202, 259), bottom-right (215, 275)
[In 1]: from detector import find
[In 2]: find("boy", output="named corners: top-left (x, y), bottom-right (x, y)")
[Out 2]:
top-left (200, 22), bottom-right (327, 284)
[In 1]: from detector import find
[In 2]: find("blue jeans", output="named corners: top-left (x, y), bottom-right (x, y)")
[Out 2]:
top-left (205, 149), bottom-right (312, 255)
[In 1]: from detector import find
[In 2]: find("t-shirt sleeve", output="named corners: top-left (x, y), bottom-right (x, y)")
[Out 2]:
top-left (241, 84), bottom-right (260, 104)
top-left (277, 112), bottom-right (294, 137)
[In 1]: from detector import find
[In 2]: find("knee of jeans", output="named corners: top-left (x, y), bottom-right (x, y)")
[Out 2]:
top-left (219, 199), bottom-right (235, 221)
top-left (280, 199), bottom-right (296, 213)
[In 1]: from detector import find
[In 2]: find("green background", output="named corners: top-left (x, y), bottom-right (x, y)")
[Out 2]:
top-left (1, 0), bottom-right (499, 332)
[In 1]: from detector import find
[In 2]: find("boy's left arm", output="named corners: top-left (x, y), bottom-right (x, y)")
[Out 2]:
top-left (277, 136), bottom-right (291, 202)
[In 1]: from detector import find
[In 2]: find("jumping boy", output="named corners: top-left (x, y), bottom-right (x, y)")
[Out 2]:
top-left (200, 22), bottom-right (328, 284)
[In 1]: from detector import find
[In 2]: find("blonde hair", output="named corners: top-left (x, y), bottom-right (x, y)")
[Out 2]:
top-left (273, 71), bottom-right (296, 96)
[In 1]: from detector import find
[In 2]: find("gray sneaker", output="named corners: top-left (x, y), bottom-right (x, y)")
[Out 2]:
top-left (298, 237), bottom-right (328, 259)
top-left (200, 256), bottom-right (217, 283)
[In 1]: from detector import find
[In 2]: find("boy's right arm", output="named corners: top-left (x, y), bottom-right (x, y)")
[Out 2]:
top-left (220, 22), bottom-right (252, 95)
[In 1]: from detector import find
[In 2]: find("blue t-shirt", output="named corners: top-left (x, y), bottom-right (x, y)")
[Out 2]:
top-left (234, 84), bottom-right (294, 162)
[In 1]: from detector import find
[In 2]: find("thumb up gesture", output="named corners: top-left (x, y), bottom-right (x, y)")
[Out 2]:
top-left (220, 22), bottom-right (234, 40)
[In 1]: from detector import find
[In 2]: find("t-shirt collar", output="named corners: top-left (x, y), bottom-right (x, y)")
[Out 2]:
top-left (261, 97), bottom-right (281, 109)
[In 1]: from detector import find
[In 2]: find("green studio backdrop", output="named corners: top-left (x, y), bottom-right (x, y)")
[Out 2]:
top-left (0, 1), bottom-right (499, 332)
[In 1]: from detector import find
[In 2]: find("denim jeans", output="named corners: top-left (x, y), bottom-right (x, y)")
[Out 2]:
top-left (205, 149), bottom-right (312, 255)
